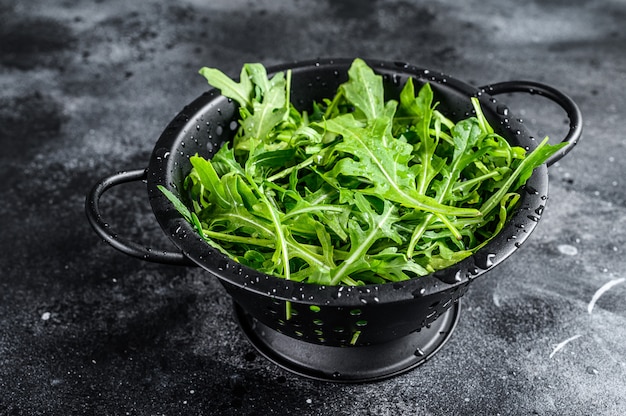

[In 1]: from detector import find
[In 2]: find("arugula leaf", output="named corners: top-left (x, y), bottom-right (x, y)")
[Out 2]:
top-left (321, 114), bottom-right (480, 218)
top-left (328, 194), bottom-right (402, 285)
top-left (340, 58), bottom-right (385, 120)
top-left (198, 65), bottom-right (255, 108)
top-left (479, 136), bottom-right (567, 217)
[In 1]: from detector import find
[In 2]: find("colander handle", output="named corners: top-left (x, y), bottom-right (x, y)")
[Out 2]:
top-left (85, 168), bottom-right (195, 266)
top-left (479, 80), bottom-right (583, 166)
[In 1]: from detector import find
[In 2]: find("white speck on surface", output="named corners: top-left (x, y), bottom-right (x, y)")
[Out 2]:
top-left (306, 398), bottom-right (312, 404)
top-left (587, 278), bottom-right (626, 314)
top-left (557, 244), bottom-right (578, 256)
top-left (492, 292), bottom-right (501, 307)
top-left (41, 312), bottom-right (51, 320)
top-left (586, 366), bottom-right (600, 375)
top-left (550, 334), bottom-right (582, 358)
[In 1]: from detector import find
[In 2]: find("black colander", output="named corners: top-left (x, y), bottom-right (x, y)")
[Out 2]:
top-left (85, 58), bottom-right (582, 382)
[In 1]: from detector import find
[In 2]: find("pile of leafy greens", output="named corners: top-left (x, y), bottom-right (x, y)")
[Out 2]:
top-left (159, 58), bottom-right (564, 287)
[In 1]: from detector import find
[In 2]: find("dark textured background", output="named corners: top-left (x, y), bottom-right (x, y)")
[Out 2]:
top-left (1, 1), bottom-right (625, 415)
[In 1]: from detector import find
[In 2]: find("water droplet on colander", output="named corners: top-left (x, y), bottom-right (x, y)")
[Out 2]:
top-left (332, 371), bottom-right (341, 379)
top-left (496, 104), bottom-right (509, 116)
top-left (535, 205), bottom-right (545, 215)
top-left (485, 253), bottom-right (496, 268)
top-left (527, 215), bottom-right (539, 222)
top-left (525, 185), bottom-right (538, 195)
top-left (414, 348), bottom-right (425, 357)
top-left (412, 287), bottom-right (426, 297)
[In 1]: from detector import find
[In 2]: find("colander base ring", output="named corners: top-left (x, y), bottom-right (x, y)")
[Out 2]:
top-left (233, 301), bottom-right (461, 383)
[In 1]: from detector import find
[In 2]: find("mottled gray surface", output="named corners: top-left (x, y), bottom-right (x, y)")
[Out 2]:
top-left (1, 0), bottom-right (625, 415)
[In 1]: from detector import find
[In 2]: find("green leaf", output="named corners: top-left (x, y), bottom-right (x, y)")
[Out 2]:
top-left (480, 136), bottom-right (566, 216)
top-left (189, 154), bottom-right (230, 209)
top-left (513, 137), bottom-right (567, 190)
top-left (157, 185), bottom-right (192, 222)
top-left (198, 65), bottom-right (253, 108)
top-left (250, 148), bottom-right (296, 169)
top-left (340, 58), bottom-right (385, 121)
top-left (240, 71), bottom-right (288, 144)
top-left (321, 114), bottom-right (480, 218)
top-left (329, 194), bottom-right (402, 285)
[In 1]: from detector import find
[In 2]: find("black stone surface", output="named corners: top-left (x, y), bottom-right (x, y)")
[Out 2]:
top-left (1, 1), bottom-right (625, 415)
